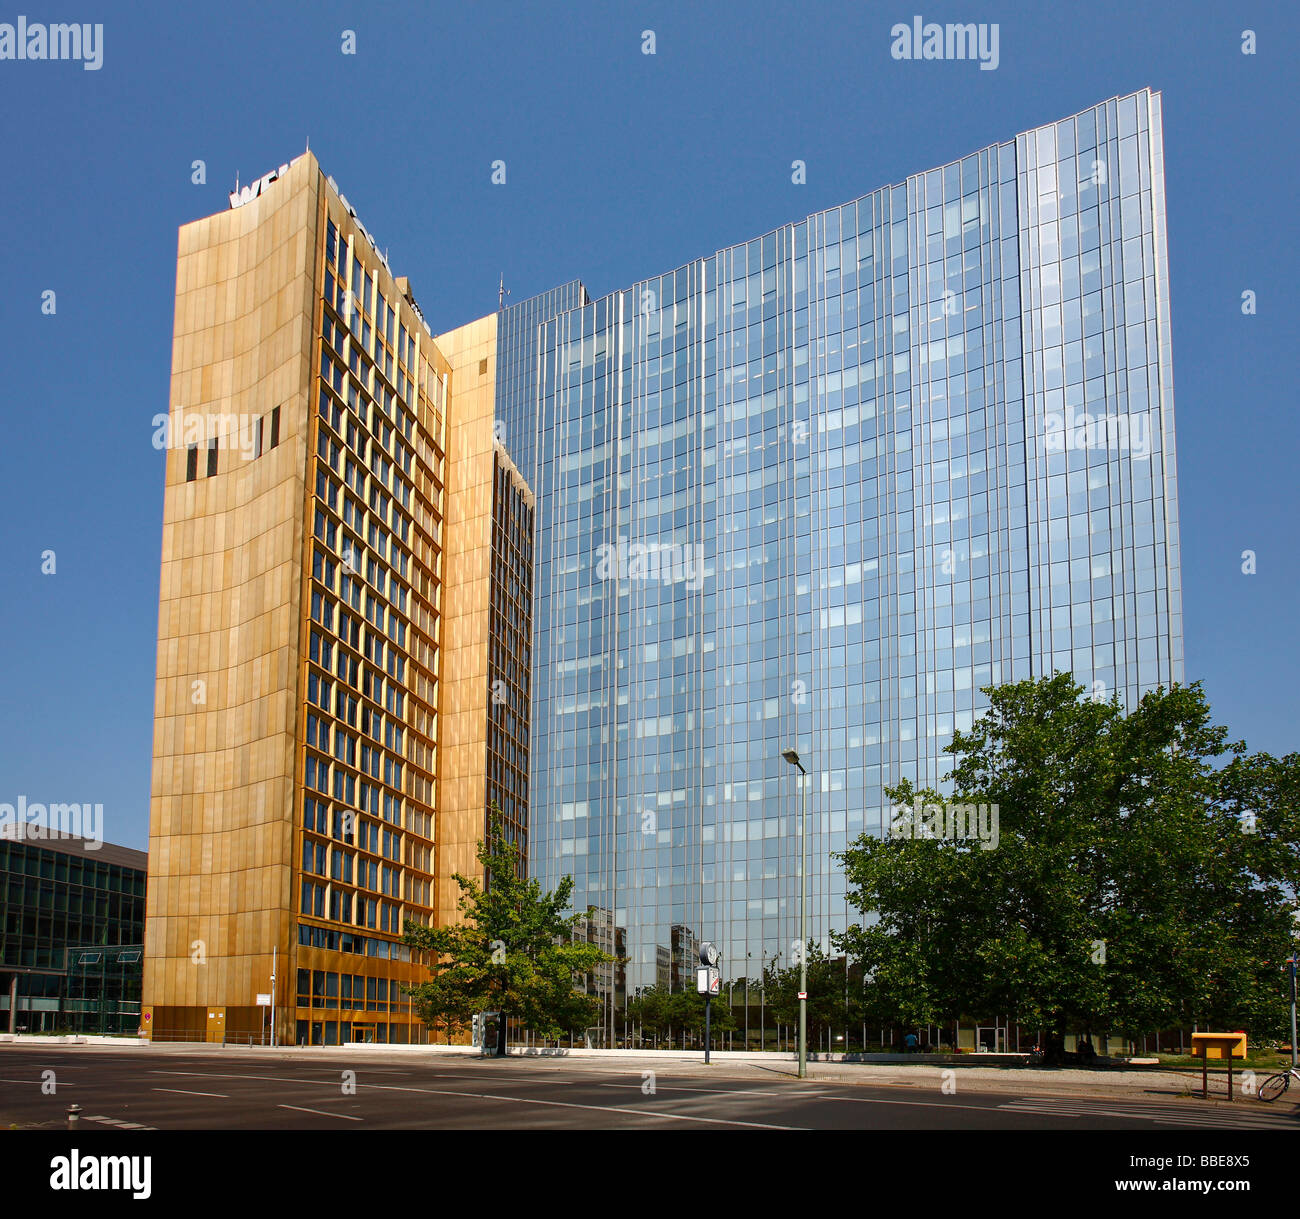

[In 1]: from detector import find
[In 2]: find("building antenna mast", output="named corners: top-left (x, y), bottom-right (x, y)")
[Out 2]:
top-left (498, 273), bottom-right (510, 310)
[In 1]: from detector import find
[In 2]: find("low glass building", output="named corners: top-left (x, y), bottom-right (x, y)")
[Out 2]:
top-left (0, 826), bottom-right (147, 1035)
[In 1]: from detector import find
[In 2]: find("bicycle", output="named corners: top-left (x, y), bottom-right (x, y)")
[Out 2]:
top-left (1258, 1066), bottom-right (1300, 1102)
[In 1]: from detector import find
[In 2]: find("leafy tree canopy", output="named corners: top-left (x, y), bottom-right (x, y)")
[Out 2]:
top-left (403, 813), bottom-right (615, 1040)
top-left (834, 675), bottom-right (1300, 1042)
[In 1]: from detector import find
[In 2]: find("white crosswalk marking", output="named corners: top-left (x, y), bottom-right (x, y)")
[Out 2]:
top-left (998, 1096), bottom-right (1293, 1130)
top-left (83, 1114), bottom-right (157, 1131)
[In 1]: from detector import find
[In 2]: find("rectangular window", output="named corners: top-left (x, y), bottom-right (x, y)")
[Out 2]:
top-left (206, 437), bottom-right (218, 477)
top-left (270, 405), bottom-right (281, 449)
top-left (185, 444), bottom-right (198, 482)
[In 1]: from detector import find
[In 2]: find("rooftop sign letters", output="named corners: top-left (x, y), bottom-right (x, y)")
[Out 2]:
top-left (229, 162), bottom-right (291, 210)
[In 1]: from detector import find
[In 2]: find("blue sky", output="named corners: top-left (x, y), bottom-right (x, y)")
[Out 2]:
top-left (0, 1), bottom-right (1295, 851)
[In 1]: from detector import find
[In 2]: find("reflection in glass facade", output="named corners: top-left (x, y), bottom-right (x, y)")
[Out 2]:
top-left (496, 90), bottom-right (1182, 1037)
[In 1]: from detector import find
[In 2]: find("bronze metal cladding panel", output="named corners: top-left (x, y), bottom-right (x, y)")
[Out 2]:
top-left (144, 155), bottom-right (321, 1039)
top-left (433, 316), bottom-right (499, 921)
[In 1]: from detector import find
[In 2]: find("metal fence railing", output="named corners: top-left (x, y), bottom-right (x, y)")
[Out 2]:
top-left (145, 1029), bottom-right (272, 1046)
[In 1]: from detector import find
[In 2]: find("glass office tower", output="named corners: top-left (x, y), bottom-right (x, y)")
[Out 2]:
top-left (497, 89), bottom-right (1182, 1038)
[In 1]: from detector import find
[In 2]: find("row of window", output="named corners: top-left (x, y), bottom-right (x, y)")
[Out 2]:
top-left (184, 406), bottom-right (280, 481)
top-left (0, 845), bottom-right (144, 893)
top-left (301, 836), bottom-right (401, 894)
top-left (293, 1019), bottom-right (418, 1045)
top-left (302, 247), bottom-right (443, 904)
top-left (297, 920), bottom-right (415, 960)
top-left (305, 702), bottom-right (404, 756)
top-left (299, 878), bottom-right (403, 933)
top-left (325, 218), bottom-right (425, 393)
top-left (301, 795), bottom-right (432, 858)
top-left (304, 749), bottom-right (405, 800)
top-left (296, 966), bottom-right (410, 1011)
top-left (318, 352), bottom-right (416, 485)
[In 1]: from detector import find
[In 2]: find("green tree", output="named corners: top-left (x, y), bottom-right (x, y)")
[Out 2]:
top-left (403, 813), bottom-right (615, 1044)
top-left (669, 987), bottom-right (737, 1039)
top-left (835, 675), bottom-right (1300, 1048)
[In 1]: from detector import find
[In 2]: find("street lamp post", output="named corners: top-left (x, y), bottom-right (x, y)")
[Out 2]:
top-left (1288, 955), bottom-right (1298, 1069)
top-left (782, 748), bottom-right (808, 1079)
top-left (727, 979), bottom-right (734, 1051)
top-left (270, 943), bottom-right (278, 1049)
top-left (745, 952), bottom-right (751, 1050)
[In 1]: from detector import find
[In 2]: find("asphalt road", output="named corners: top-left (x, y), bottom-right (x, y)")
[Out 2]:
top-left (3, 1045), bottom-right (1297, 1131)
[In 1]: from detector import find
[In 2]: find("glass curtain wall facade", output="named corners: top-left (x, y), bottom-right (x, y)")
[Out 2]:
top-left (61, 944), bottom-right (144, 1036)
top-left (497, 90), bottom-right (1182, 1038)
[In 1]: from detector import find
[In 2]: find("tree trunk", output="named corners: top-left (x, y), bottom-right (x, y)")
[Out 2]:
top-left (1045, 1014), bottom-right (1067, 1065)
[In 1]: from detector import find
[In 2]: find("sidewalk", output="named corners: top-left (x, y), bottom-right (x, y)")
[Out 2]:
top-left (791, 1060), bottom-right (1227, 1103)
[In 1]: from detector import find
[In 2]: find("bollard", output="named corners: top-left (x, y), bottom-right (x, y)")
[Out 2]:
top-left (66, 1104), bottom-right (81, 1130)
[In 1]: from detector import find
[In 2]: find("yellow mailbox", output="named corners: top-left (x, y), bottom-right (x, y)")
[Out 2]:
top-left (1190, 1032), bottom-right (1247, 1101)
top-left (1190, 1031), bottom-right (1246, 1060)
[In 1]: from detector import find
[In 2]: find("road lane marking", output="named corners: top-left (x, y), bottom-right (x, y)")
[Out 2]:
top-left (150, 1069), bottom-right (806, 1129)
top-left (597, 1082), bottom-right (828, 1099)
top-left (372, 1082), bottom-right (807, 1129)
top-left (1002, 1097), bottom-right (1252, 1115)
top-left (415, 1070), bottom-right (822, 1097)
top-left (152, 1087), bottom-right (229, 1098)
top-left (810, 1092), bottom-right (1046, 1115)
top-left (278, 1104), bottom-right (363, 1121)
top-left (65, 1064), bottom-right (1267, 1128)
